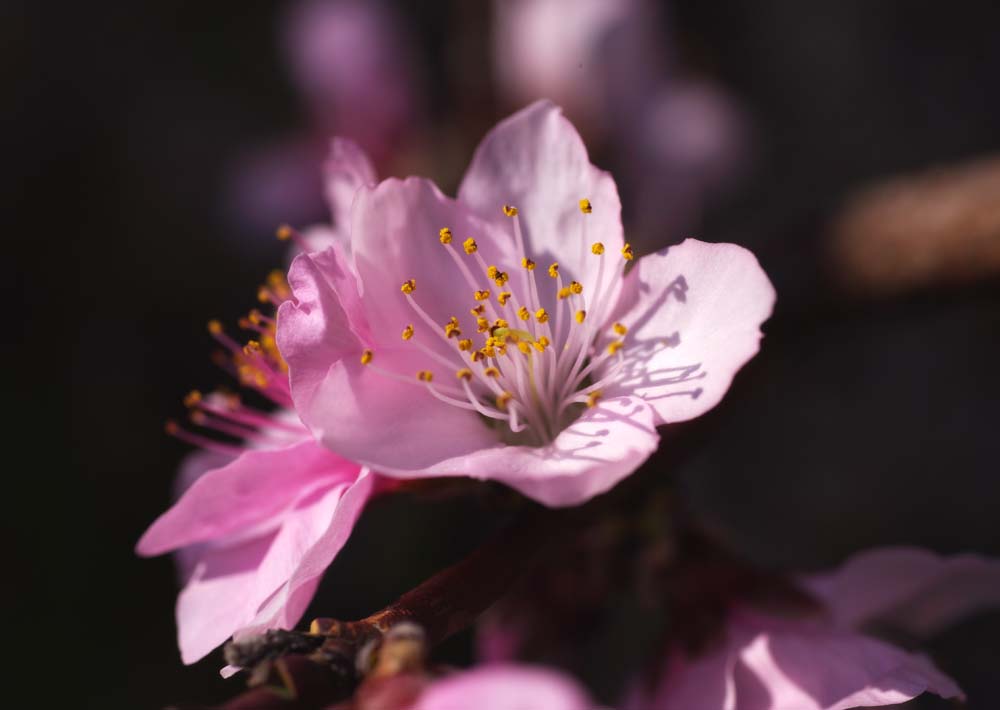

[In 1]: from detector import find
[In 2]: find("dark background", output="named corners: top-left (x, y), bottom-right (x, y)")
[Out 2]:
top-left (8, 1), bottom-right (1000, 708)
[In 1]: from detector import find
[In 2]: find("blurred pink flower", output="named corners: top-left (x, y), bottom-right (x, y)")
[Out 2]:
top-left (278, 100), bottom-right (774, 507)
top-left (226, 0), bottom-right (421, 235)
top-left (627, 547), bottom-right (1000, 710)
top-left (411, 664), bottom-right (593, 710)
top-left (138, 143), bottom-right (382, 664)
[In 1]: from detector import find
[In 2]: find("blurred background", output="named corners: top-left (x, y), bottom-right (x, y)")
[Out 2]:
top-left (8, 1), bottom-right (1000, 708)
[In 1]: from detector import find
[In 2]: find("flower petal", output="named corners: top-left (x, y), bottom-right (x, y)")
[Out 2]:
top-left (605, 239), bottom-right (775, 425)
top-left (175, 469), bottom-right (373, 664)
top-left (402, 394), bottom-right (659, 507)
top-left (800, 547), bottom-right (1000, 638)
top-left (136, 440), bottom-right (350, 556)
top-left (733, 617), bottom-right (962, 710)
top-left (412, 664), bottom-right (592, 710)
top-left (323, 137), bottom-right (377, 241)
top-left (290, 348), bottom-right (500, 472)
top-left (458, 100), bottom-right (625, 309)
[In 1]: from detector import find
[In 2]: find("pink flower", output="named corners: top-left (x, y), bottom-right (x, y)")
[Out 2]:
top-left (627, 547), bottom-right (1000, 710)
top-left (411, 664), bottom-right (593, 710)
top-left (278, 100), bottom-right (775, 506)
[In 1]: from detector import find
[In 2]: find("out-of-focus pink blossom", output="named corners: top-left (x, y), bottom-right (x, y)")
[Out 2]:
top-left (278, 100), bottom-right (774, 507)
top-left (627, 547), bottom-right (1000, 709)
top-left (411, 664), bottom-right (593, 710)
top-left (226, 0), bottom-right (421, 235)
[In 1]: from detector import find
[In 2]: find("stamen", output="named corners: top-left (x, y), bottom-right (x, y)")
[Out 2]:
top-left (400, 279), bottom-right (416, 294)
top-left (493, 271), bottom-right (509, 287)
top-left (622, 243), bottom-right (634, 261)
top-left (439, 227), bottom-right (453, 244)
top-left (548, 263), bottom-right (559, 278)
top-left (458, 338), bottom-right (473, 351)
top-left (474, 289), bottom-right (491, 301)
top-left (586, 391), bottom-right (602, 408)
top-left (535, 308), bottom-right (549, 323)
top-left (470, 304), bottom-right (485, 315)
top-left (496, 392), bottom-right (513, 410)
top-left (402, 324), bottom-right (415, 340)
top-left (417, 370), bottom-right (434, 382)
top-left (521, 258), bottom-right (535, 270)
top-left (483, 367), bottom-right (501, 378)
top-left (612, 322), bottom-right (627, 336)
top-left (275, 224), bottom-right (310, 251)
top-left (463, 238), bottom-right (478, 254)
top-left (517, 306), bottom-right (531, 321)
top-left (361, 349), bottom-right (374, 365)
top-left (591, 242), bottom-right (605, 255)
top-left (502, 204), bottom-right (518, 217)
top-left (579, 198), bottom-right (593, 214)
top-left (569, 281), bottom-right (583, 295)
top-left (575, 310), bottom-right (586, 323)
top-left (498, 292), bottom-right (512, 305)
top-left (607, 341), bottom-right (623, 355)
top-left (456, 368), bottom-right (473, 380)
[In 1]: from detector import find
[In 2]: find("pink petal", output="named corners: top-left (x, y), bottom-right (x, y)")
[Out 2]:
top-left (392, 394), bottom-right (659, 507)
top-left (605, 239), bottom-right (775, 425)
top-left (412, 664), bottom-right (592, 710)
top-left (348, 176), bottom-right (515, 351)
top-left (322, 137), bottom-right (376, 240)
top-left (633, 613), bottom-right (962, 710)
top-left (137, 440), bottom-right (350, 556)
top-left (176, 469), bottom-right (373, 664)
top-left (458, 100), bottom-right (625, 308)
top-left (800, 547), bottom-right (1000, 638)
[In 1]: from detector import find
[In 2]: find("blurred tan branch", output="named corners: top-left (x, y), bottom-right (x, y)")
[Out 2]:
top-left (830, 155), bottom-right (1000, 296)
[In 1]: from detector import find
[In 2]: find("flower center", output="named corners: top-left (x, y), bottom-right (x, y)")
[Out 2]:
top-left (362, 201), bottom-right (635, 446)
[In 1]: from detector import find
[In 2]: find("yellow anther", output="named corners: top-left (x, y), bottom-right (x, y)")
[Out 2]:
top-left (485, 336), bottom-right (498, 348)
top-left (361, 349), bottom-right (374, 365)
top-left (607, 341), bottom-right (624, 355)
top-left (458, 338), bottom-right (473, 351)
top-left (497, 344), bottom-right (508, 356)
top-left (474, 289), bottom-right (491, 301)
top-left (276, 224), bottom-right (294, 241)
top-left (537, 336), bottom-right (551, 347)
top-left (417, 370), bottom-right (434, 382)
top-left (548, 262), bottom-right (559, 278)
top-left (456, 368), bottom-right (473, 380)
top-left (517, 306), bottom-right (531, 321)
top-left (267, 270), bottom-right (287, 288)
top-left (243, 340), bottom-right (262, 356)
top-left (439, 227), bottom-right (453, 244)
top-left (517, 341), bottom-right (531, 355)
top-left (612, 322), bottom-right (628, 336)
top-left (569, 281), bottom-right (583, 295)
top-left (579, 198), bottom-right (593, 214)
top-left (521, 257), bottom-right (535, 271)
top-left (494, 271), bottom-right (509, 287)
top-left (445, 323), bottom-right (462, 339)
top-left (487, 265), bottom-right (498, 280)
top-left (498, 292), bottom-right (512, 306)
top-left (484, 366), bottom-right (500, 378)
top-left (165, 419), bottom-right (180, 435)
top-left (402, 324), bottom-right (414, 340)
top-left (535, 308), bottom-right (549, 323)
top-left (183, 390), bottom-right (202, 408)
top-left (622, 242), bottom-right (634, 261)
top-left (470, 304), bottom-right (485, 315)
top-left (207, 319), bottom-right (223, 335)
top-left (533, 341), bottom-right (547, 353)
top-left (247, 309), bottom-right (263, 325)
top-left (557, 287), bottom-right (572, 300)
top-left (470, 350), bottom-right (485, 363)
top-left (493, 318), bottom-right (509, 329)
top-left (477, 317), bottom-right (490, 333)
top-left (496, 392), bottom-right (513, 410)
top-left (401, 279), bottom-right (416, 294)
top-left (591, 242), bottom-right (605, 255)
top-left (575, 310), bottom-right (587, 323)
top-left (587, 391), bottom-right (602, 408)
top-left (502, 204), bottom-right (518, 217)
top-left (463, 238), bottom-right (478, 254)
top-left (257, 287), bottom-right (270, 303)
top-left (481, 345), bottom-right (497, 358)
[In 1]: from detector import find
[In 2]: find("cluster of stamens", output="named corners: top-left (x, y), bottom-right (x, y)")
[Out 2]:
top-left (166, 270), bottom-right (307, 455)
top-left (362, 200), bottom-right (634, 444)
